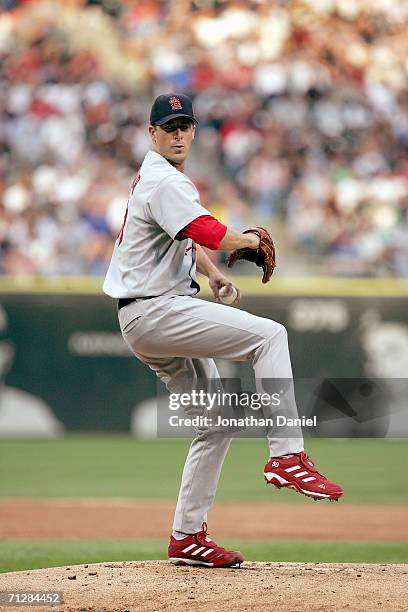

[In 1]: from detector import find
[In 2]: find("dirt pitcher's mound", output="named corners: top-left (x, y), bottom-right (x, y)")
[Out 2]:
top-left (1, 561), bottom-right (407, 611)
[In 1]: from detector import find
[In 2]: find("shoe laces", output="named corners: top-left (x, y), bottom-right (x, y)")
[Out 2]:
top-left (299, 452), bottom-right (326, 479)
top-left (196, 522), bottom-right (223, 549)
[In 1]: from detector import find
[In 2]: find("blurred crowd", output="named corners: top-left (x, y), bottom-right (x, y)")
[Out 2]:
top-left (1, 0), bottom-right (408, 276)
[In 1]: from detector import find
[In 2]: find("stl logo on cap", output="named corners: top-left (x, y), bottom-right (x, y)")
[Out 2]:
top-left (169, 96), bottom-right (182, 110)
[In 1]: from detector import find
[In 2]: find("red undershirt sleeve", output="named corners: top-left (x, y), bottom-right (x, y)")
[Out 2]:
top-left (177, 215), bottom-right (228, 250)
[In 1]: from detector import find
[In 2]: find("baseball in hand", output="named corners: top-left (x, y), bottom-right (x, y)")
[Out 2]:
top-left (219, 285), bottom-right (238, 305)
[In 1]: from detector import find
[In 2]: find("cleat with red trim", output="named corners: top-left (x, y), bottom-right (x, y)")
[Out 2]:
top-left (264, 451), bottom-right (343, 501)
top-left (168, 522), bottom-right (244, 568)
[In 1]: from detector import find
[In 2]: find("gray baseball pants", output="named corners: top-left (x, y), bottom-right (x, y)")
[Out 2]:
top-left (119, 295), bottom-right (304, 535)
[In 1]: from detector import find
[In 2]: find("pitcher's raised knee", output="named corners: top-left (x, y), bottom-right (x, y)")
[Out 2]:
top-left (252, 321), bottom-right (290, 372)
top-left (257, 319), bottom-right (288, 342)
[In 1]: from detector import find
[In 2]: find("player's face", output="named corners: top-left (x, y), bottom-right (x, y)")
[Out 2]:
top-left (149, 119), bottom-right (196, 168)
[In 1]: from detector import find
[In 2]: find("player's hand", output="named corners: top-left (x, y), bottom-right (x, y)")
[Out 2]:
top-left (208, 273), bottom-right (241, 304)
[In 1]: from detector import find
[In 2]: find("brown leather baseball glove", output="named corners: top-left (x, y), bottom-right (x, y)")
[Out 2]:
top-left (227, 227), bottom-right (276, 283)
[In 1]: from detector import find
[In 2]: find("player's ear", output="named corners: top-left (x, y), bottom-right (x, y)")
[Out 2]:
top-left (149, 125), bottom-right (157, 143)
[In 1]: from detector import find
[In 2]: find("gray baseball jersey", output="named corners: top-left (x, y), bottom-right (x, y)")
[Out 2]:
top-left (103, 150), bottom-right (209, 299)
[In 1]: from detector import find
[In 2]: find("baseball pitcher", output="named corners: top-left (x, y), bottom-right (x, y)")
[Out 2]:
top-left (103, 93), bottom-right (343, 568)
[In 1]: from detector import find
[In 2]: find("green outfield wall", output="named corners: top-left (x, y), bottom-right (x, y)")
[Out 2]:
top-left (0, 276), bottom-right (407, 433)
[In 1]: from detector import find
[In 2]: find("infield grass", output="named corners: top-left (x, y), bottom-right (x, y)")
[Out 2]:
top-left (0, 437), bottom-right (407, 504)
top-left (1, 539), bottom-right (407, 573)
